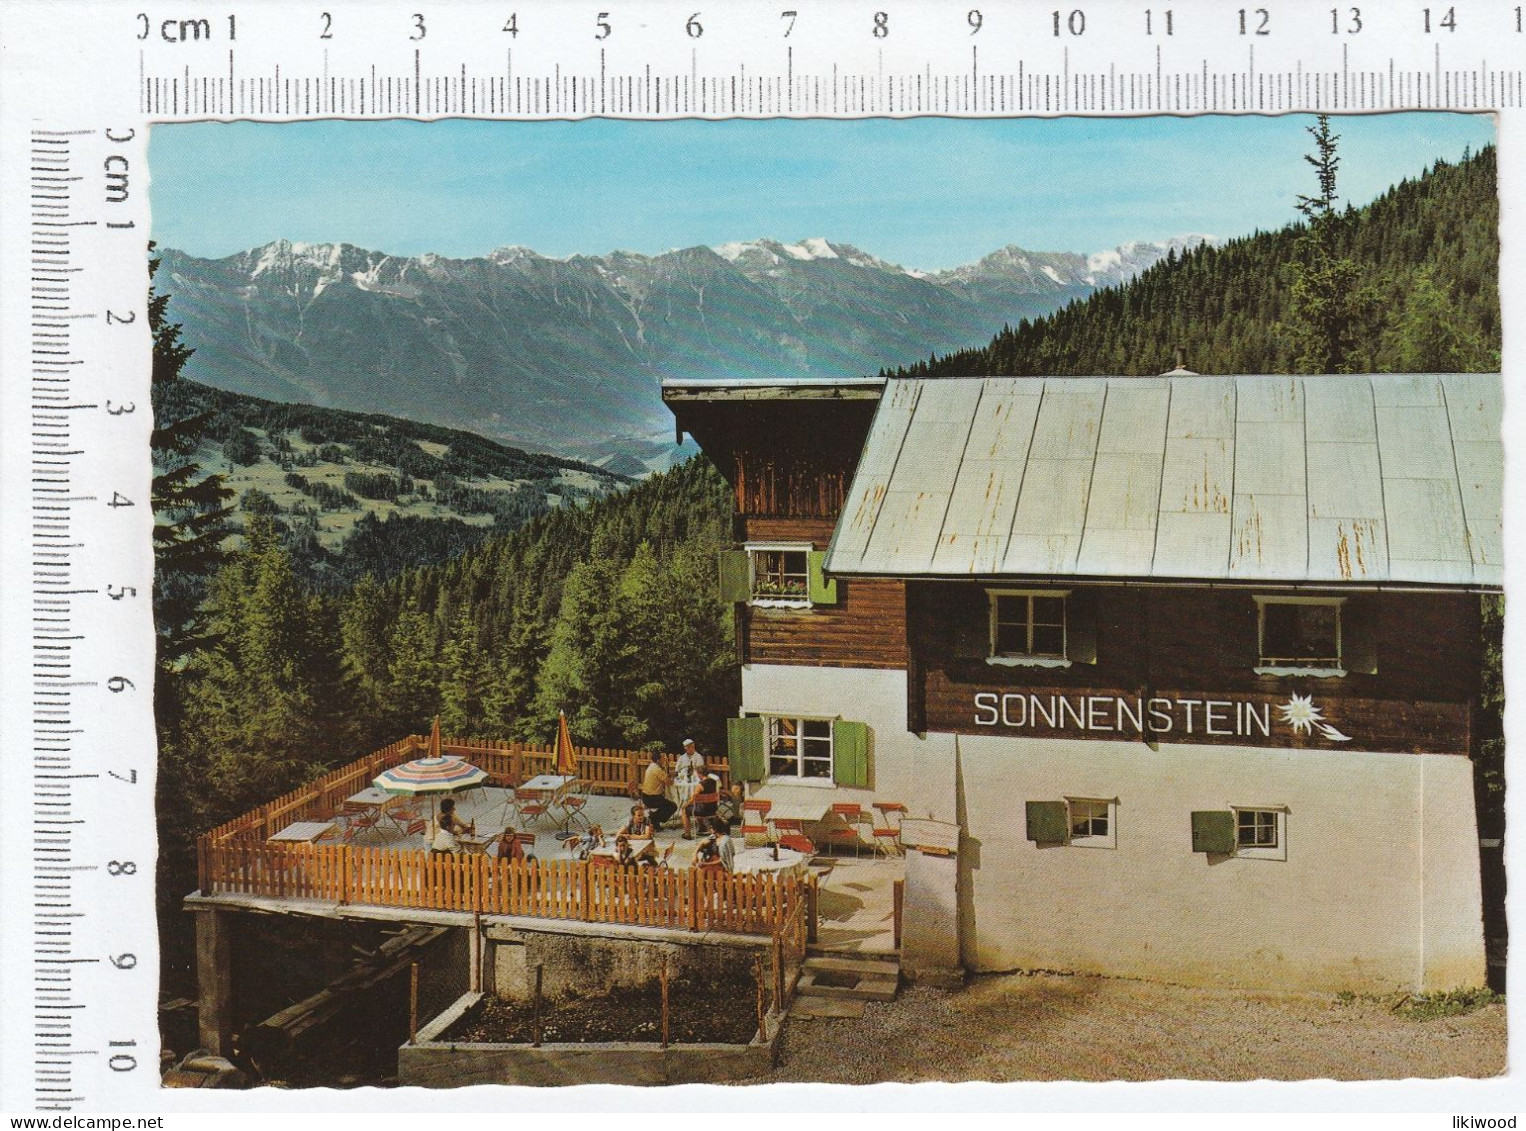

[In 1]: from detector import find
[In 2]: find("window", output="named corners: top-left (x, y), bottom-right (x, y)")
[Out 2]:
top-left (1256, 596), bottom-right (1345, 674)
top-left (767, 716), bottom-right (834, 780)
top-left (753, 548), bottom-right (809, 602)
top-left (1066, 797), bottom-right (1117, 849)
top-left (989, 589), bottom-right (1070, 667)
top-left (1233, 807), bottom-right (1287, 860)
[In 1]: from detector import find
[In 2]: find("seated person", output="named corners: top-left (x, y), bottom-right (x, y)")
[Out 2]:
top-left (680, 773), bottom-right (722, 839)
top-left (613, 833), bottom-right (638, 869)
top-left (496, 826), bottom-right (526, 863)
top-left (430, 798), bottom-right (473, 856)
top-left (563, 824), bottom-right (605, 860)
top-left (711, 817), bottom-right (735, 871)
top-left (639, 751), bottom-right (678, 829)
top-left (694, 825), bottom-right (729, 871)
top-left (620, 804), bottom-right (653, 839)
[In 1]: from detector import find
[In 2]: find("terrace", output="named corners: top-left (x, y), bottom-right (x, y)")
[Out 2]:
top-left (191, 732), bottom-right (902, 951)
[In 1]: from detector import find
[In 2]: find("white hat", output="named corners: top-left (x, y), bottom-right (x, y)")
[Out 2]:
top-left (683, 737), bottom-right (695, 746)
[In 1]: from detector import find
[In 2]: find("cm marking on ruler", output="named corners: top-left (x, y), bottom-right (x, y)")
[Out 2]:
top-left (126, 1), bottom-right (1524, 117)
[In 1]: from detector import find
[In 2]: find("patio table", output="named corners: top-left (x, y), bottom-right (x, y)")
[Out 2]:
top-left (590, 838), bottom-right (655, 865)
top-left (750, 785), bottom-right (836, 825)
top-left (343, 786), bottom-right (395, 811)
top-left (341, 786), bottom-right (418, 839)
top-left (731, 846), bottom-right (809, 880)
top-left (268, 820), bottom-right (336, 844)
top-left (457, 825), bottom-right (508, 855)
top-left (521, 773), bottom-right (576, 794)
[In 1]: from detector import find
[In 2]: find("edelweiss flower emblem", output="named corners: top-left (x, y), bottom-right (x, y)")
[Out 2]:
top-left (1278, 693), bottom-right (1351, 742)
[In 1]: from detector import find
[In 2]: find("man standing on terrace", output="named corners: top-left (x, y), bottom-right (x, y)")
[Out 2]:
top-left (640, 750), bottom-right (677, 829)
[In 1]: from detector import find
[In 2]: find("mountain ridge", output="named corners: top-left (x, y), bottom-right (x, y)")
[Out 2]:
top-left (160, 232), bottom-right (1208, 455)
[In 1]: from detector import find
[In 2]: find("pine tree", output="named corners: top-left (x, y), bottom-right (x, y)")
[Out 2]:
top-left (385, 600), bottom-right (443, 731)
top-left (150, 246), bottom-right (234, 667)
top-left (181, 516), bottom-right (332, 814)
top-left (439, 613), bottom-right (495, 737)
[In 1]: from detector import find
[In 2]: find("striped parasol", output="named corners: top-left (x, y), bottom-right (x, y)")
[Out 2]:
top-left (373, 755), bottom-right (488, 797)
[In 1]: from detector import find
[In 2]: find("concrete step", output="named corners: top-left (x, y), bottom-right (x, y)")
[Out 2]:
top-left (788, 996), bottom-right (866, 1020)
top-left (795, 969), bottom-right (899, 1002)
top-left (803, 955), bottom-right (901, 977)
top-left (806, 944), bottom-right (900, 963)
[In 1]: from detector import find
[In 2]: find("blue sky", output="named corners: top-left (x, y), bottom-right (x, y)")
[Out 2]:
top-left (149, 113), bottom-right (1493, 271)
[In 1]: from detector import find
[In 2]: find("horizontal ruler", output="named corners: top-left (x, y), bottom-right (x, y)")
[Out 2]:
top-left (123, 1), bottom-right (1526, 117)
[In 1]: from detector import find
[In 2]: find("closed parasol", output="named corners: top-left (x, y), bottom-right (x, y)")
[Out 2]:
top-left (555, 709), bottom-right (577, 775)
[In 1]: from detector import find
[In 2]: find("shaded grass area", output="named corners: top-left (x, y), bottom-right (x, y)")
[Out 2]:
top-left (1337, 986), bottom-right (1505, 1021)
top-left (444, 969), bottom-right (761, 1045)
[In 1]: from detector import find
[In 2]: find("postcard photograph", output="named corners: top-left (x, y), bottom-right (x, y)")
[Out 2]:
top-left (145, 112), bottom-right (1503, 1089)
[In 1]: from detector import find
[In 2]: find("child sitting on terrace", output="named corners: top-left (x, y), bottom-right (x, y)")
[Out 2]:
top-left (562, 824), bottom-right (605, 860)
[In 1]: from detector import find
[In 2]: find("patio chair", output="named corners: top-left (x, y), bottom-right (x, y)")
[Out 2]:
top-left (554, 779), bottom-right (594, 834)
top-left (823, 802), bottom-right (873, 857)
top-left (341, 811), bottom-right (380, 843)
top-left (771, 817), bottom-right (815, 855)
top-left (741, 799), bottom-right (773, 847)
top-left (512, 787), bottom-right (549, 831)
top-left (779, 832), bottom-right (816, 854)
top-left (872, 801), bottom-right (908, 856)
top-left (403, 818), bottom-right (428, 838)
top-left (718, 785), bottom-right (742, 828)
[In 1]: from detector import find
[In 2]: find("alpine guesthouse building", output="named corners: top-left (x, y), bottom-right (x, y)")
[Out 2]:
top-left (664, 371), bottom-right (1501, 992)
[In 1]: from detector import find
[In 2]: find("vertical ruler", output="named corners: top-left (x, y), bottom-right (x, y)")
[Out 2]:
top-left (29, 123), bottom-right (154, 1112)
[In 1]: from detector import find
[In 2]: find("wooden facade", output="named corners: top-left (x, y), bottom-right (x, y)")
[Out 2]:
top-left (674, 397), bottom-right (879, 520)
top-left (907, 583), bottom-right (1482, 755)
top-left (740, 515), bottom-right (907, 670)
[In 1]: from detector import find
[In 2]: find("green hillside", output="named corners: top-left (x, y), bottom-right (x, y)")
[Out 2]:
top-left (156, 380), bottom-right (630, 588)
top-left (889, 145), bottom-right (1498, 379)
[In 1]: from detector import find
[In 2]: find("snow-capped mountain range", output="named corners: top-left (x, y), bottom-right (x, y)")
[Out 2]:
top-left (159, 233), bottom-right (1209, 458)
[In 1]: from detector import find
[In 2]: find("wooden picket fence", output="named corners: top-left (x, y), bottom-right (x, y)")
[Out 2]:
top-left (197, 840), bottom-right (804, 937)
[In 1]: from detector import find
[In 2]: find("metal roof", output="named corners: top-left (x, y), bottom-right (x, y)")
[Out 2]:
top-left (824, 374), bottom-right (1502, 587)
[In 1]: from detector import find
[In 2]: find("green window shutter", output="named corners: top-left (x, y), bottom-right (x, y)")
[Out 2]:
top-left (718, 550), bottom-right (751, 604)
top-left (1026, 801), bottom-right (1069, 844)
top-left (1342, 597), bottom-right (1378, 675)
top-left (1068, 589), bottom-right (1098, 665)
top-left (726, 716), bottom-right (766, 782)
top-left (831, 719), bottom-right (869, 787)
top-left (807, 551), bottom-right (838, 605)
top-left (1191, 810), bottom-right (1236, 854)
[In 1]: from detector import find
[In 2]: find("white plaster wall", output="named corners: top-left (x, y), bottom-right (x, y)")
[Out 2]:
top-left (1420, 754), bottom-right (1489, 989)
top-left (740, 664), bottom-right (958, 821)
top-left (738, 663), bottom-right (1485, 993)
top-left (957, 732), bottom-right (1486, 992)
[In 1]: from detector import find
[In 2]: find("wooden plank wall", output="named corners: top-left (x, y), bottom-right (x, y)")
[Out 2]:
top-left (742, 515), bottom-right (908, 670)
top-left (908, 582), bottom-right (1483, 755)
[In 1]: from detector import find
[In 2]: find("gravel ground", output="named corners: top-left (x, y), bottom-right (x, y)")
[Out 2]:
top-left (756, 973), bottom-right (1506, 1083)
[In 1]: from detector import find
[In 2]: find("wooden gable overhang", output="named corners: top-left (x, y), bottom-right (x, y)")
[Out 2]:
top-left (663, 379), bottom-right (883, 519)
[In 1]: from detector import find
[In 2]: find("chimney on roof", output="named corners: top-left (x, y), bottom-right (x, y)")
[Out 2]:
top-left (1160, 346), bottom-right (1199, 377)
